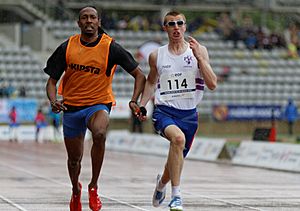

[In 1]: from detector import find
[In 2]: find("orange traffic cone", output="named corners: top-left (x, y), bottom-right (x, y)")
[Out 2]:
top-left (269, 126), bottom-right (276, 142)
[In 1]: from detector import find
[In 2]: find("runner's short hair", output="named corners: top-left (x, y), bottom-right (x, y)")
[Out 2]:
top-left (163, 10), bottom-right (186, 26)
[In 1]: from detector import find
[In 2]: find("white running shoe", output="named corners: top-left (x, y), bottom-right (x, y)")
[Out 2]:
top-left (169, 196), bottom-right (183, 211)
top-left (152, 174), bottom-right (166, 207)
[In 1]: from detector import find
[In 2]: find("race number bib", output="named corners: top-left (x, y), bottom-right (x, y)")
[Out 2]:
top-left (159, 71), bottom-right (195, 100)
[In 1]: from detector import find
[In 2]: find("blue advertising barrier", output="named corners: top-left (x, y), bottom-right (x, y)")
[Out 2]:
top-left (0, 98), bottom-right (38, 123)
top-left (213, 104), bottom-right (282, 121)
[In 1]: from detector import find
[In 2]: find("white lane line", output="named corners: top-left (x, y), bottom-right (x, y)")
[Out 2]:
top-left (184, 192), bottom-right (266, 211)
top-left (0, 194), bottom-right (29, 211)
top-left (0, 162), bottom-right (150, 211)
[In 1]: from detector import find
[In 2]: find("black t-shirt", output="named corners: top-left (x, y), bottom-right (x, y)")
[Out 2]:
top-left (44, 34), bottom-right (139, 80)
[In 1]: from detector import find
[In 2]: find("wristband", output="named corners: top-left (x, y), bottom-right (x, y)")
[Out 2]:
top-left (129, 100), bottom-right (137, 106)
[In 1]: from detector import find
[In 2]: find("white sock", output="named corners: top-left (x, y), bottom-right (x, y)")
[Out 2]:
top-left (157, 179), bottom-right (166, 191)
top-left (171, 186), bottom-right (181, 198)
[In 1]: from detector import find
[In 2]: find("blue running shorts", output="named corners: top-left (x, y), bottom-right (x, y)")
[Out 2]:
top-left (152, 105), bottom-right (198, 157)
top-left (63, 104), bottom-right (110, 138)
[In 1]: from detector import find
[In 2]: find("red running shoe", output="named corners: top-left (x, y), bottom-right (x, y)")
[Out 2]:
top-left (88, 186), bottom-right (102, 211)
top-left (70, 182), bottom-right (82, 211)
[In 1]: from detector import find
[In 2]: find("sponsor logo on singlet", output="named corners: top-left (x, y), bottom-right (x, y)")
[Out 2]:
top-left (68, 63), bottom-right (100, 75)
top-left (162, 65), bottom-right (171, 69)
top-left (183, 55), bottom-right (193, 67)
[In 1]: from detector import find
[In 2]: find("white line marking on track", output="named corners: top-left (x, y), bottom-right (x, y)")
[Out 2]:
top-left (184, 192), bottom-right (266, 211)
top-left (0, 194), bottom-right (29, 211)
top-left (0, 162), bottom-right (151, 211)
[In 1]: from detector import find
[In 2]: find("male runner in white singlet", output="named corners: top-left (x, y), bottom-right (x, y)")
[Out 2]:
top-left (138, 10), bottom-right (217, 211)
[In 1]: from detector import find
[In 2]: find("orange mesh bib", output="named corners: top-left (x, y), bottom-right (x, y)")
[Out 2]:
top-left (58, 34), bottom-right (116, 106)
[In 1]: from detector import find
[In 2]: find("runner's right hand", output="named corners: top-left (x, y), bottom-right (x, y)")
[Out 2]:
top-left (51, 100), bottom-right (67, 113)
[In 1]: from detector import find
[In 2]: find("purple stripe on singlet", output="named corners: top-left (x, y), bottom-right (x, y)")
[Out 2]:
top-left (195, 78), bottom-right (204, 84)
top-left (196, 85), bottom-right (204, 90)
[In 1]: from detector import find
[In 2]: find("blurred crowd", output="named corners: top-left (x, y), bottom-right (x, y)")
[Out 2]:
top-left (100, 11), bottom-right (211, 33)
top-left (215, 13), bottom-right (285, 50)
top-left (215, 12), bottom-right (300, 59)
top-left (101, 12), bottom-right (162, 32)
top-left (0, 80), bottom-right (26, 98)
top-left (99, 11), bottom-right (299, 59)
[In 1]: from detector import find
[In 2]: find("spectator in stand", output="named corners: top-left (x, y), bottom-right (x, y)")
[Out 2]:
top-left (149, 15), bottom-right (163, 31)
top-left (256, 26), bottom-right (267, 49)
top-left (3, 82), bottom-right (15, 98)
top-left (216, 13), bottom-right (234, 41)
top-left (284, 98), bottom-right (298, 135)
top-left (284, 23), bottom-right (297, 45)
top-left (19, 85), bottom-right (26, 97)
top-left (117, 15), bottom-right (129, 30)
top-left (245, 31), bottom-right (257, 50)
top-left (100, 11), bottom-right (117, 30)
top-left (270, 32), bottom-right (285, 48)
top-left (287, 36), bottom-right (299, 59)
top-left (284, 23), bottom-right (299, 58)
top-left (128, 15), bottom-right (150, 31)
top-left (229, 21), bottom-right (240, 49)
top-left (187, 16), bottom-right (204, 33)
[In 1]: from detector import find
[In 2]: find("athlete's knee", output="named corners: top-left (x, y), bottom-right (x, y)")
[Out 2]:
top-left (171, 135), bottom-right (185, 150)
top-left (68, 157), bottom-right (81, 169)
top-left (92, 129), bottom-right (107, 145)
